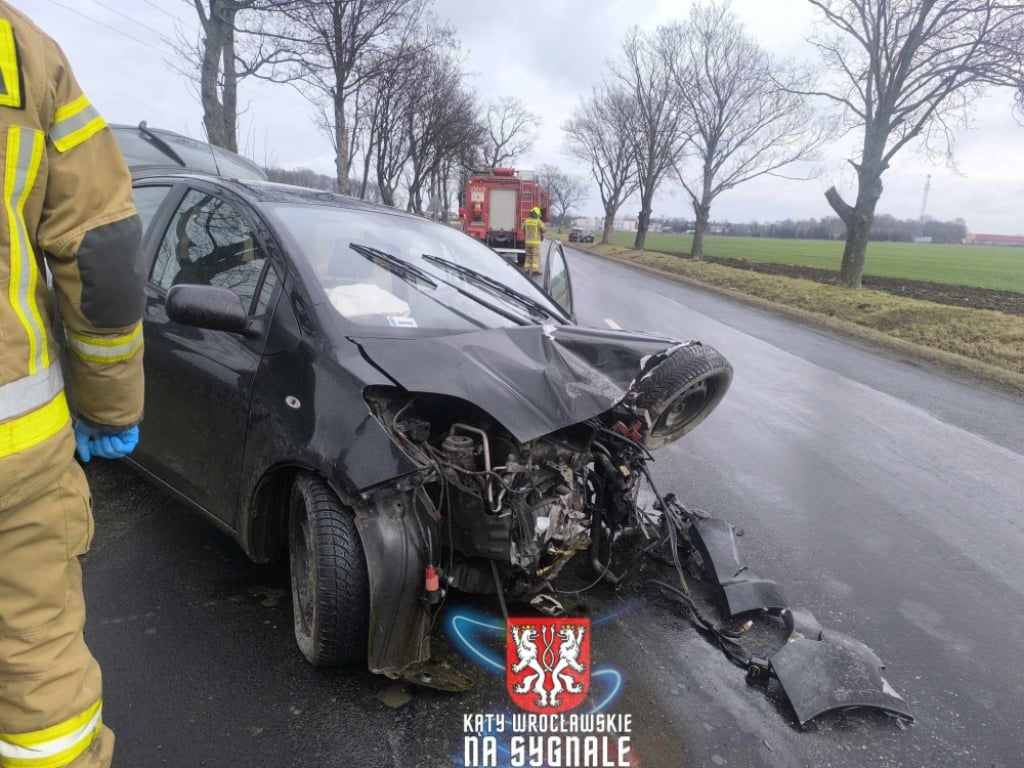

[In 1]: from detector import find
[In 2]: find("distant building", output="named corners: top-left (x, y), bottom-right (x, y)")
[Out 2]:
top-left (964, 233), bottom-right (1024, 246)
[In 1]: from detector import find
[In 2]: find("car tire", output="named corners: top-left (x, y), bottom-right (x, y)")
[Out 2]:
top-left (632, 343), bottom-right (733, 449)
top-left (289, 473), bottom-right (369, 667)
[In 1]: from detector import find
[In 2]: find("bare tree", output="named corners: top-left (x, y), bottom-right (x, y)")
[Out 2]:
top-left (564, 87), bottom-right (638, 244)
top-left (404, 50), bottom-right (482, 214)
top-left (539, 165), bottom-right (587, 231)
top-left (609, 27), bottom-right (690, 250)
top-left (176, 1), bottom-right (300, 151)
top-left (806, 0), bottom-right (1024, 287)
top-left (273, 0), bottom-right (440, 193)
top-left (668, 3), bottom-right (824, 260)
top-left (482, 99), bottom-right (541, 169)
top-left (357, 43), bottom-right (417, 205)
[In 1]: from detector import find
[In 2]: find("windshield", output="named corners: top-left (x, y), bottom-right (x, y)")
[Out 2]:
top-left (112, 126), bottom-right (267, 180)
top-left (269, 203), bottom-right (566, 333)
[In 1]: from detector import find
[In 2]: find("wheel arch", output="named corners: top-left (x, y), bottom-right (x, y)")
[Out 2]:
top-left (244, 462), bottom-right (339, 563)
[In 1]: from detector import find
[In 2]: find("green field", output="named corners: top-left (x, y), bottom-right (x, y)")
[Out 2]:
top-left (609, 232), bottom-right (1024, 292)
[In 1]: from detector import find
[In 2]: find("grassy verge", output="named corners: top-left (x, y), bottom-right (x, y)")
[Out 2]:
top-left (570, 241), bottom-right (1024, 392)
top-left (607, 232), bottom-right (1024, 292)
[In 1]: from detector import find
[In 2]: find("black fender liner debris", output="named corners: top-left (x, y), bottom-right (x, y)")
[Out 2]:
top-left (689, 516), bottom-right (789, 616)
top-left (651, 498), bottom-right (913, 727)
top-left (769, 638), bottom-right (914, 725)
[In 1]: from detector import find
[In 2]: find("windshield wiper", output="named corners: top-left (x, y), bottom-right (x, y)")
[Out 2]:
top-left (138, 121), bottom-right (186, 167)
top-left (350, 243), bottom-right (437, 288)
top-left (421, 254), bottom-right (564, 321)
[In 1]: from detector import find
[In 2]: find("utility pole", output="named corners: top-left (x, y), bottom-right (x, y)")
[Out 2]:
top-left (917, 174), bottom-right (932, 238)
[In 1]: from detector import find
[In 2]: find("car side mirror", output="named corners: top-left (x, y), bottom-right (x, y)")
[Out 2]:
top-left (166, 284), bottom-right (256, 337)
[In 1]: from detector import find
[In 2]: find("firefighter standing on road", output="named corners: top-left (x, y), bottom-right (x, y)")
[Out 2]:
top-left (0, 4), bottom-right (145, 767)
top-left (523, 206), bottom-right (546, 274)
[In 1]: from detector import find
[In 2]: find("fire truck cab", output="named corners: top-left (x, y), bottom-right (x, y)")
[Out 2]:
top-left (459, 167), bottom-right (550, 261)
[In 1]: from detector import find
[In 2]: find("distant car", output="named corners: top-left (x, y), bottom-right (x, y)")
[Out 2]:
top-left (568, 228), bottom-right (595, 243)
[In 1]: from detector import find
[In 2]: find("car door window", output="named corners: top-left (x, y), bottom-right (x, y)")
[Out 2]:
top-left (547, 243), bottom-right (573, 315)
top-left (132, 185), bottom-right (172, 238)
top-left (152, 189), bottom-right (269, 313)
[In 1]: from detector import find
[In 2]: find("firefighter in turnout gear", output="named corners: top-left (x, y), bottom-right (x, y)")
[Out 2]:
top-left (0, 4), bottom-right (145, 767)
top-left (523, 206), bottom-right (546, 274)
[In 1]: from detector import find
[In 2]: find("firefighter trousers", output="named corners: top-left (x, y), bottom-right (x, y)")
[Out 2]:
top-left (0, 426), bottom-right (114, 768)
top-left (524, 244), bottom-right (541, 274)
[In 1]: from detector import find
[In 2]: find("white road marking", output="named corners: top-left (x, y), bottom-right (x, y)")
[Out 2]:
top-left (604, 318), bottom-right (622, 330)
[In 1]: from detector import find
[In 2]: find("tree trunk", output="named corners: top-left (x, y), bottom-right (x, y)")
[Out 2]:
top-left (359, 149), bottom-right (372, 199)
top-left (691, 201), bottom-right (710, 261)
top-left (440, 173), bottom-right (451, 220)
top-left (826, 167), bottom-right (883, 288)
top-left (334, 95), bottom-right (350, 194)
top-left (837, 199), bottom-right (877, 287)
top-left (199, 9), bottom-right (227, 149)
top-left (633, 189), bottom-right (654, 250)
top-left (197, 0), bottom-right (244, 152)
top-left (601, 208), bottom-right (615, 244)
top-left (219, 13), bottom-right (238, 153)
top-left (407, 180), bottom-right (423, 214)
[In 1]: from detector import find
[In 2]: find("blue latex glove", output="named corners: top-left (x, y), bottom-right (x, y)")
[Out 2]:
top-left (74, 422), bottom-right (140, 463)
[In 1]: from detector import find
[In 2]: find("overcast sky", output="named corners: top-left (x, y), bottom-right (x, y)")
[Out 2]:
top-left (15, 0), bottom-right (1024, 234)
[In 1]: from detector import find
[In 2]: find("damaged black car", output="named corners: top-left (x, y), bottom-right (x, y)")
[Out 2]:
top-left (120, 168), bottom-right (911, 726)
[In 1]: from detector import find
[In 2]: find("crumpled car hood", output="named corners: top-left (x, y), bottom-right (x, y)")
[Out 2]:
top-left (350, 325), bottom-right (684, 443)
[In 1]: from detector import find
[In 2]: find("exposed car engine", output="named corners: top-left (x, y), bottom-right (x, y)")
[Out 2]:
top-left (363, 340), bottom-right (732, 602)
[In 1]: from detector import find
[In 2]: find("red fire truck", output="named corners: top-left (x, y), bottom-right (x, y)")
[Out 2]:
top-left (459, 167), bottom-right (550, 261)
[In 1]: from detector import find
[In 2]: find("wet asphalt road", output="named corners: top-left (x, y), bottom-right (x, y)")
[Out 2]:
top-left (83, 247), bottom-right (1024, 768)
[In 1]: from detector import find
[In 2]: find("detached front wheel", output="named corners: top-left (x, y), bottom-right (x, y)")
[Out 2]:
top-left (289, 473), bottom-right (370, 667)
top-left (633, 343), bottom-right (733, 449)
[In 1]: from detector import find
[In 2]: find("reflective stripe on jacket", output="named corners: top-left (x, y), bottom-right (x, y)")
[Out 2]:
top-left (0, 2), bottom-right (145, 456)
top-left (524, 217), bottom-right (543, 246)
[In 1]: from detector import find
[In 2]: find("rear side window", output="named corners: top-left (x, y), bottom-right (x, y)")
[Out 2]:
top-left (151, 189), bottom-right (271, 313)
top-left (111, 126), bottom-right (267, 180)
top-left (131, 185), bottom-right (171, 237)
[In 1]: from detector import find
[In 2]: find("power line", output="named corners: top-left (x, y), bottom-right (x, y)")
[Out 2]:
top-left (144, 0), bottom-right (188, 23)
top-left (141, 0), bottom-right (203, 35)
top-left (42, 0), bottom-right (316, 154)
top-left (87, 0), bottom-right (170, 40)
top-left (43, 0), bottom-right (162, 50)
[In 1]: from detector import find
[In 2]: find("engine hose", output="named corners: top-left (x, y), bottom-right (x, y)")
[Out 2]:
top-left (594, 452), bottom-right (626, 492)
top-left (639, 464), bottom-right (690, 593)
top-left (588, 507), bottom-right (622, 586)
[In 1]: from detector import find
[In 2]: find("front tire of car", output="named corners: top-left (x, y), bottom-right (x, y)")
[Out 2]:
top-left (633, 343), bottom-right (733, 449)
top-left (288, 473), bottom-right (370, 667)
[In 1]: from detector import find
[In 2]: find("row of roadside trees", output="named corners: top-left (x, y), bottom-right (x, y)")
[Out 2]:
top-left (179, 0), bottom-right (545, 220)
top-left (564, 0), bottom-right (1024, 287)
top-left (183, 1), bottom-right (1023, 289)
top-left (632, 214), bottom-right (970, 244)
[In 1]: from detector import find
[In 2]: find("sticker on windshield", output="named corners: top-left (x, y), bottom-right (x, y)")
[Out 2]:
top-left (388, 316), bottom-right (418, 328)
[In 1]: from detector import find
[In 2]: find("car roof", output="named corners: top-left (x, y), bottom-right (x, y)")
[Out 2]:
top-left (131, 169), bottom-right (429, 222)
